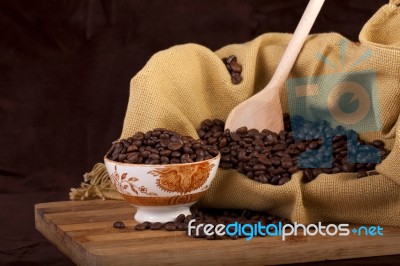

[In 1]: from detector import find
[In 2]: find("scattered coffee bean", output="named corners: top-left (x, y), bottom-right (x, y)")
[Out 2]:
top-left (142, 221), bottom-right (151, 229)
top-left (231, 73), bottom-right (243, 84)
top-left (113, 221), bottom-right (125, 229)
top-left (222, 55), bottom-right (243, 84)
top-left (150, 222), bottom-right (163, 230)
top-left (175, 214), bottom-right (186, 223)
top-left (135, 223), bottom-right (147, 231)
top-left (164, 222), bottom-right (177, 231)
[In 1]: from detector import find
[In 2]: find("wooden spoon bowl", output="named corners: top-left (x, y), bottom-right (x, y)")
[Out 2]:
top-left (225, 0), bottom-right (325, 133)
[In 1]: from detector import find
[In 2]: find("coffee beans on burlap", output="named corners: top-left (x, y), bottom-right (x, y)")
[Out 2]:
top-left (222, 55), bottom-right (243, 84)
top-left (133, 208), bottom-right (290, 240)
top-left (197, 114), bottom-right (389, 185)
top-left (107, 114), bottom-right (389, 186)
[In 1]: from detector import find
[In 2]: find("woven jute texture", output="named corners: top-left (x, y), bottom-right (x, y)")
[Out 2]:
top-left (71, 1), bottom-right (400, 226)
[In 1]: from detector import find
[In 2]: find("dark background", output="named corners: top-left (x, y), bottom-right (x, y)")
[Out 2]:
top-left (1, 0), bottom-right (398, 265)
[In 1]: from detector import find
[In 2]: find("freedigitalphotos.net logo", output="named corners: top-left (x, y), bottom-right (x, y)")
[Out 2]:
top-left (286, 39), bottom-right (382, 167)
top-left (187, 220), bottom-right (384, 241)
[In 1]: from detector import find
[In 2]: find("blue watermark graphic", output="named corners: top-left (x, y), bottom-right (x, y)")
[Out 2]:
top-left (286, 39), bottom-right (382, 167)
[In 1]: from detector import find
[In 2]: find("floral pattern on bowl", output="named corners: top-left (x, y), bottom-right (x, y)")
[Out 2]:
top-left (104, 154), bottom-right (220, 223)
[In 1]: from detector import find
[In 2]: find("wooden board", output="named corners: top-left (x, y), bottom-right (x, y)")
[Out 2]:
top-left (35, 200), bottom-right (400, 266)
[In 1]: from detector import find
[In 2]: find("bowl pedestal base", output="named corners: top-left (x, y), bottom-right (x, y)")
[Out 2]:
top-left (134, 204), bottom-right (193, 223)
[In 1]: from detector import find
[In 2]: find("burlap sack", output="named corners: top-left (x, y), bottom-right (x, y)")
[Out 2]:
top-left (71, 0), bottom-right (400, 226)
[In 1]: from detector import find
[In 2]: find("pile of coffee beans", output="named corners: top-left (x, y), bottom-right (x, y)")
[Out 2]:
top-left (106, 114), bottom-right (389, 185)
top-left (106, 128), bottom-right (218, 164)
top-left (197, 114), bottom-right (389, 184)
top-left (132, 208), bottom-right (290, 240)
top-left (222, 55), bottom-right (243, 84)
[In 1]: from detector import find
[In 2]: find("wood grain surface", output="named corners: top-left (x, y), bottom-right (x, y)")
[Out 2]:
top-left (35, 200), bottom-right (400, 266)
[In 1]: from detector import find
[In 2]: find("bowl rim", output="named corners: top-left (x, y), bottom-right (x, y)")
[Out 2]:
top-left (104, 152), bottom-right (221, 167)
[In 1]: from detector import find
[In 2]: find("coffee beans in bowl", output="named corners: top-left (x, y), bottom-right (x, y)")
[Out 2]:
top-left (104, 128), bottom-right (221, 224)
top-left (106, 128), bottom-right (219, 165)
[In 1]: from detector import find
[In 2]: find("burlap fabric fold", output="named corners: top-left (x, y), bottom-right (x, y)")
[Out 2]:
top-left (71, 1), bottom-right (400, 226)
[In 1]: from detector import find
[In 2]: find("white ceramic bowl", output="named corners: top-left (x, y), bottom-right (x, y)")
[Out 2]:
top-left (104, 154), bottom-right (220, 223)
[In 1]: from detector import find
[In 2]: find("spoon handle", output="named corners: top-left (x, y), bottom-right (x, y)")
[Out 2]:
top-left (268, 0), bottom-right (325, 90)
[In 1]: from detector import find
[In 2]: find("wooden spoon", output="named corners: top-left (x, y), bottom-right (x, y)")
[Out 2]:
top-left (224, 0), bottom-right (325, 132)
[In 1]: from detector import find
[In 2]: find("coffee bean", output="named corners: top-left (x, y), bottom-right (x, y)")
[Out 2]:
top-left (296, 141), bottom-right (306, 152)
top-left (263, 174), bottom-right (271, 183)
top-left (356, 163), bottom-right (367, 170)
top-left (281, 160), bottom-right (293, 169)
top-left (139, 150), bottom-right (149, 159)
top-left (236, 127), bottom-right (248, 135)
top-left (219, 137), bottom-right (228, 148)
top-left (149, 153), bottom-right (160, 160)
top-left (111, 145), bottom-right (123, 160)
top-left (367, 170), bottom-right (379, 176)
top-left (132, 139), bottom-right (143, 147)
top-left (135, 223), bottom-right (147, 231)
top-left (230, 61), bottom-right (242, 73)
top-left (278, 176), bottom-right (291, 185)
top-left (357, 171), bottom-right (368, 178)
top-left (221, 154), bottom-right (231, 163)
top-left (127, 145), bottom-right (138, 152)
top-left (150, 222), bottom-right (163, 230)
top-left (270, 175), bottom-right (281, 185)
top-left (246, 171), bottom-right (254, 179)
top-left (308, 141), bottom-right (318, 150)
top-left (168, 141), bottom-right (183, 151)
top-left (113, 221), bottom-right (125, 229)
top-left (164, 222), bottom-right (177, 231)
top-left (257, 155), bottom-right (272, 167)
top-left (230, 132), bottom-right (241, 142)
top-left (342, 163), bottom-right (356, 172)
top-left (237, 149), bottom-right (246, 162)
top-left (248, 158), bottom-right (258, 166)
top-left (231, 72), bottom-right (243, 84)
top-left (118, 154), bottom-right (127, 161)
top-left (372, 140), bottom-right (384, 148)
top-left (271, 157), bottom-right (281, 167)
top-left (176, 223), bottom-right (186, 231)
top-left (272, 143), bottom-right (287, 152)
top-left (333, 140), bottom-right (346, 150)
top-left (197, 129), bottom-right (206, 138)
top-left (226, 55), bottom-right (237, 64)
top-left (142, 222), bottom-right (151, 229)
top-left (271, 167), bottom-right (285, 176)
top-left (312, 169), bottom-right (322, 177)
top-left (253, 164), bottom-right (266, 171)
top-left (126, 153), bottom-right (139, 163)
top-left (175, 214), bottom-right (186, 223)
top-left (288, 166), bottom-right (299, 174)
top-left (220, 147), bottom-right (231, 154)
top-left (303, 169), bottom-right (313, 182)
